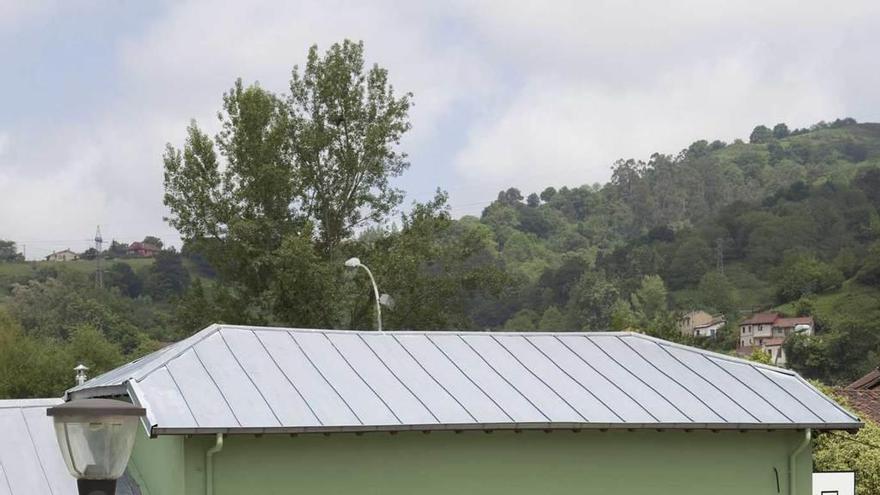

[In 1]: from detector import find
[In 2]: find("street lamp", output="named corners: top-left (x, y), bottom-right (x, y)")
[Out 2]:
top-left (344, 257), bottom-right (383, 332)
top-left (47, 399), bottom-right (146, 495)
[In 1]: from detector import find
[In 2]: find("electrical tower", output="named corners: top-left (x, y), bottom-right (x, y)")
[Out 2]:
top-left (95, 226), bottom-right (104, 289)
top-left (715, 237), bottom-right (725, 275)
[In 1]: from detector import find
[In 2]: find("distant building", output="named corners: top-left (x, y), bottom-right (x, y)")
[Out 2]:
top-left (678, 310), bottom-right (725, 338)
top-left (44, 249), bottom-right (79, 262)
top-left (738, 312), bottom-right (814, 366)
top-left (127, 241), bottom-right (161, 257)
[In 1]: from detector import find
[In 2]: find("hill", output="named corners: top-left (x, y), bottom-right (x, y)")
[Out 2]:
top-left (2, 117), bottom-right (880, 399)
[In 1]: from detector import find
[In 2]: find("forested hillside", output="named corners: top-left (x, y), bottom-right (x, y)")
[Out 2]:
top-left (2, 40), bottom-right (880, 399)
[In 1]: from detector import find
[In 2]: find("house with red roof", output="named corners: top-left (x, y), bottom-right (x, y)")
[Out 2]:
top-left (738, 312), bottom-right (814, 366)
top-left (127, 241), bottom-right (161, 257)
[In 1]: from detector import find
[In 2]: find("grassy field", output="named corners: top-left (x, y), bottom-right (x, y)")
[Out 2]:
top-left (0, 258), bottom-right (156, 304)
top-left (775, 279), bottom-right (880, 326)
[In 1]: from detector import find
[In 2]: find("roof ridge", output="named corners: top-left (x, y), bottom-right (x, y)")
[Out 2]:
top-left (129, 324), bottom-right (224, 383)
top-left (217, 325), bottom-right (632, 337)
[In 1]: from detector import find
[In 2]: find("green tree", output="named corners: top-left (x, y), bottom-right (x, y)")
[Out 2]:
top-left (772, 123), bottom-right (790, 139)
top-left (630, 275), bottom-right (668, 322)
top-left (143, 236), bottom-right (163, 249)
top-left (857, 242), bottom-right (880, 287)
top-left (749, 125), bottom-right (773, 144)
top-left (567, 271), bottom-right (619, 330)
top-left (143, 251), bottom-right (190, 301)
top-left (773, 254), bottom-right (844, 303)
top-left (813, 390), bottom-right (880, 495)
top-left (609, 299), bottom-right (637, 331)
top-left (106, 262), bottom-right (143, 298)
top-left (371, 193), bottom-right (506, 331)
top-left (746, 347), bottom-right (772, 365)
top-left (538, 306), bottom-right (567, 331)
top-left (697, 271), bottom-right (739, 317)
top-left (503, 309), bottom-right (539, 331)
top-left (66, 324), bottom-right (124, 377)
top-left (0, 240), bottom-right (23, 262)
top-left (163, 40), bottom-right (412, 324)
top-left (289, 40), bottom-right (412, 251)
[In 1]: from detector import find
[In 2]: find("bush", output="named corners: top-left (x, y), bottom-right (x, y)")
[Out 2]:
top-left (856, 243), bottom-right (880, 287)
top-left (773, 254), bottom-right (844, 303)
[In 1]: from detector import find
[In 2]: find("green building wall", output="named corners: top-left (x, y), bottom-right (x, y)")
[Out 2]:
top-left (130, 429), bottom-right (812, 495)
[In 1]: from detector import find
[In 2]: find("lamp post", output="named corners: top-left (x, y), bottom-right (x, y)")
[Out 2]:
top-left (47, 399), bottom-right (146, 495)
top-left (344, 257), bottom-right (382, 332)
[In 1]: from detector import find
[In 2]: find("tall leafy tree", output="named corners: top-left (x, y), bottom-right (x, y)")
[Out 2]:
top-left (290, 40), bottom-right (413, 251)
top-left (163, 40), bottom-right (412, 325)
top-left (0, 240), bottom-right (22, 262)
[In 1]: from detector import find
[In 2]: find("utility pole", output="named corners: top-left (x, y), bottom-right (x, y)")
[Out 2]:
top-left (94, 226), bottom-right (103, 289)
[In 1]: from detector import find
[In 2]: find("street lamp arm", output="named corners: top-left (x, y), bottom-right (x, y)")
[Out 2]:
top-left (357, 264), bottom-right (382, 332)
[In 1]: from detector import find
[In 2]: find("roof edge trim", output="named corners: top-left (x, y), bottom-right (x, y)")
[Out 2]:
top-left (150, 421), bottom-right (863, 436)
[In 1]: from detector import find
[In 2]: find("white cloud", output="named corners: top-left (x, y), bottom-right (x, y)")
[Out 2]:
top-left (1, 0), bottom-right (879, 253)
top-left (454, 53), bottom-right (842, 196)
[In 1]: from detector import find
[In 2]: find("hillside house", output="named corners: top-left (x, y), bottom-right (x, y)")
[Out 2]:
top-left (44, 325), bottom-right (860, 495)
top-left (44, 249), bottom-right (79, 262)
top-left (739, 313), bottom-right (814, 366)
top-left (678, 310), bottom-right (725, 338)
top-left (127, 241), bottom-right (161, 257)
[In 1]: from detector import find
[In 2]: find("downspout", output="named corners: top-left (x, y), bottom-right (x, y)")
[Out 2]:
top-left (206, 433), bottom-right (224, 495)
top-left (788, 428), bottom-right (811, 495)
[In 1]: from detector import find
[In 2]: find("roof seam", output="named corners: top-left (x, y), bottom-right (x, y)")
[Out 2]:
top-left (357, 334), bottom-right (441, 424)
top-left (426, 335), bottom-right (515, 422)
top-left (0, 464), bottom-right (12, 495)
top-left (458, 335), bottom-right (552, 422)
top-left (191, 347), bottom-right (243, 427)
top-left (656, 343), bottom-right (760, 422)
top-left (288, 332), bottom-right (363, 425)
top-left (552, 335), bottom-right (660, 422)
top-left (524, 336), bottom-right (623, 422)
top-left (797, 375), bottom-right (861, 422)
top-left (391, 334), bottom-right (478, 423)
top-left (589, 337), bottom-right (693, 422)
top-left (619, 336), bottom-right (727, 422)
top-left (18, 408), bottom-right (54, 495)
top-left (218, 330), bottom-right (283, 427)
top-left (323, 334), bottom-right (402, 425)
top-left (163, 367), bottom-right (201, 427)
top-left (490, 335), bottom-right (588, 422)
top-left (252, 330), bottom-right (323, 426)
top-left (752, 367), bottom-right (825, 422)
top-left (702, 355), bottom-right (793, 422)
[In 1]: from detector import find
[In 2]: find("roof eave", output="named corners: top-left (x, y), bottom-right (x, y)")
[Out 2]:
top-left (149, 421), bottom-right (864, 436)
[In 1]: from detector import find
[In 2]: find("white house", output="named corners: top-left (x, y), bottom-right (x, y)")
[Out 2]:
top-left (679, 310), bottom-right (725, 338)
top-left (45, 249), bottom-right (79, 262)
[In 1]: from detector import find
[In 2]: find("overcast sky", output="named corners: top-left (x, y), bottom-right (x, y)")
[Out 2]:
top-left (2, 1), bottom-right (879, 258)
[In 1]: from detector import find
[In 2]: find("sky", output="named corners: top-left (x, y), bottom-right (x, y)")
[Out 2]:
top-left (2, 1), bottom-right (880, 259)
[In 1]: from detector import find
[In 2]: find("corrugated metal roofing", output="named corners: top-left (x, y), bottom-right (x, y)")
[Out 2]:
top-left (0, 399), bottom-right (76, 495)
top-left (0, 399), bottom-right (143, 495)
top-left (68, 325), bottom-right (862, 435)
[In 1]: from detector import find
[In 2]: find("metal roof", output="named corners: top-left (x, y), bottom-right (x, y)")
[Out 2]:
top-left (0, 399), bottom-right (142, 495)
top-left (0, 399), bottom-right (75, 495)
top-left (68, 325), bottom-right (862, 435)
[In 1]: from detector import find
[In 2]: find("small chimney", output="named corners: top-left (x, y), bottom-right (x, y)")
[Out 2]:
top-left (74, 364), bottom-right (89, 386)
